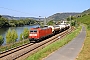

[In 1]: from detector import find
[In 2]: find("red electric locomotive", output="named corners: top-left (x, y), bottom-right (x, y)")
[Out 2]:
top-left (29, 27), bottom-right (52, 42)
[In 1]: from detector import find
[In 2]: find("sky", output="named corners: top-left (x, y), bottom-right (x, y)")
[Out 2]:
top-left (0, 0), bottom-right (90, 17)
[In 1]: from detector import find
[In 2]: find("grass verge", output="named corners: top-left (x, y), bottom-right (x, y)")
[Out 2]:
top-left (76, 26), bottom-right (90, 60)
top-left (26, 26), bottom-right (82, 60)
top-left (0, 39), bottom-right (29, 53)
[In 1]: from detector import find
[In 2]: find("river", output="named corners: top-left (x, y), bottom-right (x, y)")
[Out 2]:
top-left (0, 25), bottom-right (40, 45)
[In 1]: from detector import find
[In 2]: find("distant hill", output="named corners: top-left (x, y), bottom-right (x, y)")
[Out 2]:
top-left (1, 15), bottom-right (44, 21)
top-left (82, 8), bottom-right (90, 14)
top-left (1, 12), bottom-right (81, 22)
top-left (47, 13), bottom-right (81, 21)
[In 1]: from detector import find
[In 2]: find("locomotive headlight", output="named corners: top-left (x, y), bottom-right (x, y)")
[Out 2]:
top-left (29, 34), bottom-right (37, 36)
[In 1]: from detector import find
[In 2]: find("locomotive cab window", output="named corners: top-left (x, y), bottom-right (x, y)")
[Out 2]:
top-left (34, 30), bottom-right (37, 32)
top-left (30, 30), bottom-right (37, 33)
top-left (30, 30), bottom-right (33, 32)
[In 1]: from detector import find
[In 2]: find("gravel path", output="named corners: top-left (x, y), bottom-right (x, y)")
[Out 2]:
top-left (44, 26), bottom-right (86, 60)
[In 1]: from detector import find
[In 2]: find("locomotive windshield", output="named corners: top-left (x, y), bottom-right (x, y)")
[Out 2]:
top-left (30, 30), bottom-right (33, 32)
top-left (34, 30), bottom-right (37, 32)
top-left (30, 30), bottom-right (37, 33)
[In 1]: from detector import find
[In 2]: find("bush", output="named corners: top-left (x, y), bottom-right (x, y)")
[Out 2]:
top-left (20, 33), bottom-right (23, 40)
top-left (23, 28), bottom-right (29, 39)
top-left (6, 29), bottom-right (12, 44)
top-left (71, 21), bottom-right (75, 26)
top-left (11, 29), bottom-right (18, 42)
top-left (20, 28), bottom-right (29, 40)
top-left (6, 29), bottom-right (18, 44)
top-left (47, 20), bottom-right (54, 25)
top-left (87, 24), bottom-right (90, 30)
top-left (0, 35), bottom-right (4, 45)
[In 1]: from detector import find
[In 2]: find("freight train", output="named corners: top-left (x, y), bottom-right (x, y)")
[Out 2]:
top-left (29, 21), bottom-right (70, 42)
top-left (29, 27), bottom-right (53, 42)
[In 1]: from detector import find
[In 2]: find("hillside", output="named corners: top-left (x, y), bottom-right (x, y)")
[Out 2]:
top-left (77, 13), bottom-right (90, 30)
top-left (77, 14), bottom-right (90, 25)
top-left (1, 15), bottom-right (44, 21)
top-left (47, 13), bottom-right (80, 21)
top-left (82, 8), bottom-right (90, 14)
top-left (77, 8), bottom-right (90, 24)
top-left (1, 12), bottom-right (81, 22)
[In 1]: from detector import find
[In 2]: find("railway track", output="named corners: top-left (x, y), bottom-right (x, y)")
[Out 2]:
top-left (0, 27), bottom-right (74, 60)
top-left (0, 43), bottom-right (34, 58)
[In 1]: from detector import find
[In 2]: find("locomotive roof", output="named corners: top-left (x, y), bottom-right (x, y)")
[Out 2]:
top-left (30, 27), bottom-right (51, 30)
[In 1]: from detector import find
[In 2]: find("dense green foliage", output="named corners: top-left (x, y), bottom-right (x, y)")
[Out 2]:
top-left (6, 29), bottom-right (11, 43)
top-left (11, 29), bottom-right (18, 42)
top-left (47, 20), bottom-right (54, 25)
top-left (66, 15), bottom-right (79, 27)
top-left (9, 19), bottom-right (37, 27)
top-left (0, 35), bottom-right (4, 46)
top-left (6, 29), bottom-right (18, 44)
top-left (79, 8), bottom-right (90, 29)
top-left (67, 16), bottom-right (76, 21)
top-left (0, 15), bottom-right (37, 28)
top-left (77, 15), bottom-right (90, 24)
top-left (77, 14), bottom-right (90, 29)
top-left (0, 17), bottom-right (9, 28)
top-left (20, 33), bottom-right (23, 40)
top-left (20, 28), bottom-right (29, 40)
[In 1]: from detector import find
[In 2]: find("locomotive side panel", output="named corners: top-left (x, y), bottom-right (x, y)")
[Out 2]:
top-left (29, 27), bottom-right (52, 42)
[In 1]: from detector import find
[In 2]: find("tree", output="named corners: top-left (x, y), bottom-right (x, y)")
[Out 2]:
top-left (6, 29), bottom-right (12, 44)
top-left (47, 20), bottom-right (54, 25)
top-left (67, 17), bottom-right (70, 21)
top-left (67, 16), bottom-right (76, 21)
top-left (11, 29), bottom-right (18, 42)
top-left (0, 15), bottom-right (2, 18)
top-left (20, 28), bottom-right (29, 40)
top-left (0, 17), bottom-right (9, 28)
top-left (6, 29), bottom-right (18, 44)
top-left (0, 35), bottom-right (4, 46)
top-left (23, 28), bottom-right (29, 39)
top-left (20, 33), bottom-right (23, 40)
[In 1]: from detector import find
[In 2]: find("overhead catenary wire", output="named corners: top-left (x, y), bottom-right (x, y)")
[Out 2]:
top-left (0, 6), bottom-right (39, 17)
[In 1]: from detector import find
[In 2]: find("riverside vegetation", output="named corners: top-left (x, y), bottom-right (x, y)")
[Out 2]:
top-left (0, 14), bottom-right (38, 52)
top-left (0, 15), bottom-right (37, 28)
top-left (0, 28), bottom-right (29, 52)
top-left (0, 36), bottom-right (4, 46)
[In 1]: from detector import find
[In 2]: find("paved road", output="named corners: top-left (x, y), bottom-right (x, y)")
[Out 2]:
top-left (44, 26), bottom-right (86, 60)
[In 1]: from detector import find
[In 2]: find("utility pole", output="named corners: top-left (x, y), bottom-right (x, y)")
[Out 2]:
top-left (44, 17), bottom-right (46, 26)
top-left (70, 15), bottom-right (71, 26)
top-left (76, 15), bottom-right (78, 27)
top-left (22, 35), bottom-right (24, 45)
top-left (39, 16), bottom-right (41, 25)
top-left (70, 15), bottom-right (71, 31)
